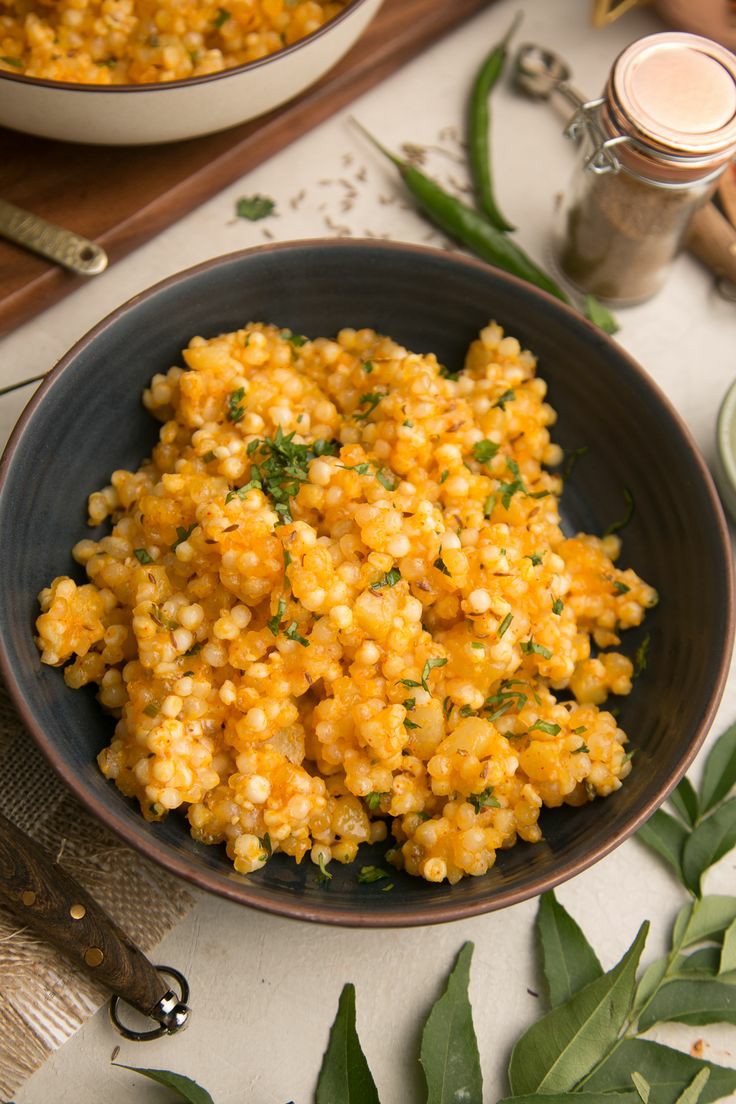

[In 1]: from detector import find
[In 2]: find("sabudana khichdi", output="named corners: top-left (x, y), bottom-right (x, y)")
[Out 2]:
top-left (0, 1), bottom-right (347, 84)
top-left (35, 321), bottom-right (658, 884)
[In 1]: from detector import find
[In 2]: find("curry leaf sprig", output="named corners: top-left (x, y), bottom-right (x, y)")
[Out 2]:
top-left (637, 719), bottom-right (736, 896)
top-left (117, 721), bottom-right (736, 1104)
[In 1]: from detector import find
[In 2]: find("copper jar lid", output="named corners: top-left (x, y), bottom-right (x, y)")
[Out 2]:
top-left (602, 32), bottom-right (736, 183)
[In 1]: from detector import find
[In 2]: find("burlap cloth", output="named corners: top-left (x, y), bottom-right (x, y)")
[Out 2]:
top-left (0, 679), bottom-right (194, 1098)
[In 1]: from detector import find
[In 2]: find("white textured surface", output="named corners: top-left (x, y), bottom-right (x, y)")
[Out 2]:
top-left (3, 0), bottom-right (735, 1099)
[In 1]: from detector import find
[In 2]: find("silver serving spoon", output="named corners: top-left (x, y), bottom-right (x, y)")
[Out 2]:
top-left (0, 197), bottom-right (107, 276)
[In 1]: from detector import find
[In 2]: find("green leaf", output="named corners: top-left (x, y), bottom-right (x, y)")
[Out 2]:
top-left (681, 896), bottom-right (736, 946)
top-left (420, 942), bottom-right (482, 1104)
top-left (113, 1065), bottom-right (215, 1104)
top-left (677, 947), bottom-right (721, 977)
top-left (682, 799), bottom-right (736, 894)
top-left (675, 1070), bottom-right (710, 1104)
top-left (636, 809), bottom-right (688, 881)
top-left (235, 194), bottom-right (276, 220)
top-left (536, 891), bottom-right (603, 1007)
top-left (670, 778), bottom-right (699, 827)
top-left (632, 1071), bottom-right (652, 1103)
top-left (634, 957), bottom-right (669, 1011)
top-left (315, 983), bottom-right (380, 1104)
top-left (699, 721), bottom-right (736, 814)
top-left (584, 294), bottom-right (620, 335)
top-left (603, 487), bottom-right (635, 537)
top-left (673, 902), bottom-right (694, 947)
top-left (507, 921), bottom-right (648, 1094)
top-left (497, 1094), bottom-right (638, 1104)
top-left (719, 917), bottom-right (736, 974)
top-left (584, 1038), bottom-right (736, 1104)
top-left (638, 978), bottom-right (736, 1030)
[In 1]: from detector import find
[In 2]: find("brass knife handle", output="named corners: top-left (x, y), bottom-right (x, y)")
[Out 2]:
top-left (0, 197), bottom-right (107, 276)
top-left (0, 809), bottom-right (188, 1032)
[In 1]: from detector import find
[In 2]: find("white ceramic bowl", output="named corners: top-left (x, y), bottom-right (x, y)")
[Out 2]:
top-left (0, 0), bottom-right (381, 145)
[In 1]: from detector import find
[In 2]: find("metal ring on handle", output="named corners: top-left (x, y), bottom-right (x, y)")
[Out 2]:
top-left (585, 133), bottom-right (631, 175)
top-left (110, 964), bottom-right (190, 1041)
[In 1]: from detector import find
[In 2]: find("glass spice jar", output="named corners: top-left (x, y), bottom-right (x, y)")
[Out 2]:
top-left (557, 32), bottom-right (736, 305)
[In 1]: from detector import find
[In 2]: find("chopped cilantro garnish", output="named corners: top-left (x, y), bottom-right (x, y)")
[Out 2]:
top-left (528, 720), bottom-right (561, 736)
top-left (552, 598), bottom-right (564, 615)
top-left (520, 638), bottom-right (552, 660)
top-left (440, 469), bottom-right (449, 483)
top-left (468, 787), bottom-right (501, 812)
top-left (227, 387), bottom-right (246, 422)
top-left (259, 832), bottom-right (272, 857)
top-left (226, 476), bottom-right (262, 504)
top-left (398, 678), bottom-right (421, 689)
top-left (421, 656), bottom-right (447, 692)
top-left (284, 621), bottom-right (309, 647)
top-left (562, 445), bottom-right (589, 480)
top-left (362, 361), bottom-right (373, 374)
top-left (357, 866), bottom-right (390, 884)
top-left (483, 493), bottom-right (496, 518)
top-left (280, 329), bottom-right (308, 347)
top-left (442, 695), bottom-right (453, 719)
top-left (365, 792), bottom-right (387, 811)
top-left (283, 549), bottom-right (292, 568)
top-left (571, 743), bottom-right (590, 755)
top-left (471, 642), bottom-right (485, 651)
top-left (202, 449), bottom-right (217, 463)
top-left (404, 718), bottom-right (421, 730)
top-left (493, 389), bottom-right (516, 410)
top-left (376, 469), bottom-right (397, 492)
top-left (317, 852), bottom-right (332, 882)
top-left (235, 194), bottom-right (276, 221)
top-left (472, 439), bottom-right (499, 463)
top-left (459, 704), bottom-right (475, 717)
top-left (525, 552), bottom-right (543, 566)
top-left (143, 701), bottom-right (160, 718)
top-left (340, 462), bottom-right (372, 475)
top-left (371, 567), bottom-right (401, 590)
top-left (134, 548), bottom-right (153, 564)
top-left (267, 597), bottom-right (287, 636)
top-left (213, 7), bottom-right (230, 27)
top-left (634, 633), bottom-right (650, 676)
top-left (603, 488), bottom-right (635, 538)
top-left (572, 725), bottom-right (588, 735)
top-left (183, 641), bottom-right (203, 657)
top-left (172, 524), bottom-right (196, 551)
top-left (354, 392), bottom-right (383, 421)
top-left (242, 427), bottom-right (338, 522)
top-left (434, 556), bottom-right (450, 576)
top-left (403, 698), bottom-right (416, 710)
top-left (497, 612), bottom-right (513, 638)
top-left (0, 55), bottom-right (23, 67)
top-left (498, 459), bottom-right (527, 509)
top-left (613, 580), bottom-right (631, 594)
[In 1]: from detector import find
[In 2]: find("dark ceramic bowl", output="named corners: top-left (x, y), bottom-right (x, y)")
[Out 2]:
top-left (0, 241), bottom-right (732, 926)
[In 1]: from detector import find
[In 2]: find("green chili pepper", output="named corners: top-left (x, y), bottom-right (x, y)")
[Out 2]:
top-left (354, 119), bottom-right (570, 304)
top-left (468, 13), bottom-right (522, 232)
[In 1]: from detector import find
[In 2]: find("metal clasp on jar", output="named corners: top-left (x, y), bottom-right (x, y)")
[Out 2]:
top-left (565, 98), bottom-right (631, 175)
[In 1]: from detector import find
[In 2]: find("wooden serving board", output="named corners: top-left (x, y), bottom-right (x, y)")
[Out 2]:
top-left (0, 0), bottom-right (496, 335)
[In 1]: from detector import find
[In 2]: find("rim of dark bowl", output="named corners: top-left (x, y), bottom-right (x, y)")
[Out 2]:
top-left (0, 0), bottom-right (369, 93)
top-left (1, 239), bottom-right (733, 927)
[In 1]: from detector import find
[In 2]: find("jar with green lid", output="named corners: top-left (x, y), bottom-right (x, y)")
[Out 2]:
top-left (557, 31), bottom-right (736, 306)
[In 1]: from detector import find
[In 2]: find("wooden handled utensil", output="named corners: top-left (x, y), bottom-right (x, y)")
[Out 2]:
top-left (0, 809), bottom-right (190, 1041)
